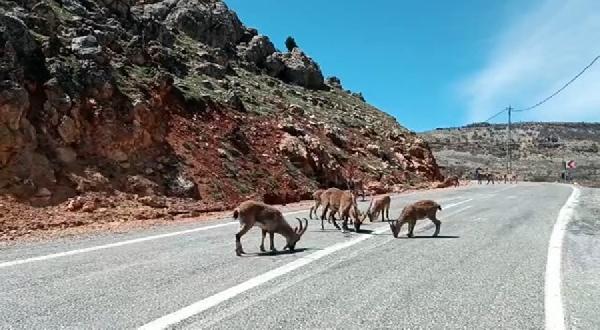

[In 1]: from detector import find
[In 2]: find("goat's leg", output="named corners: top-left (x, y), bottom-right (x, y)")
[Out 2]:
top-left (235, 223), bottom-right (253, 256)
top-left (341, 214), bottom-right (350, 231)
top-left (320, 204), bottom-right (330, 230)
top-left (429, 216), bottom-right (441, 237)
top-left (260, 229), bottom-right (267, 252)
top-left (407, 220), bottom-right (416, 238)
top-left (269, 232), bottom-right (276, 252)
top-left (330, 209), bottom-right (342, 230)
top-left (310, 201), bottom-right (320, 220)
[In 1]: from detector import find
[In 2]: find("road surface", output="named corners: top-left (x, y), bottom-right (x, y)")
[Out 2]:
top-left (0, 183), bottom-right (598, 329)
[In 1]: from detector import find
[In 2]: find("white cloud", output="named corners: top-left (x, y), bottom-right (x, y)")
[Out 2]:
top-left (460, 0), bottom-right (600, 124)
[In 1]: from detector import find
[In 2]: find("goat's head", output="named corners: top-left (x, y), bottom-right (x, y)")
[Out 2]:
top-left (389, 220), bottom-right (399, 238)
top-left (284, 218), bottom-right (308, 251)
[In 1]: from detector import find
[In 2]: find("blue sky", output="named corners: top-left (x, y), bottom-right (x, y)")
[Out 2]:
top-left (225, 0), bottom-right (600, 132)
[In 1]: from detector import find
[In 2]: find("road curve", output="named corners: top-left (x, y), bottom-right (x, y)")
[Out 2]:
top-left (0, 183), bottom-right (596, 329)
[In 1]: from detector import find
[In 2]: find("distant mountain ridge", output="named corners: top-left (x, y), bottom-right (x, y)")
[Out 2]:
top-left (420, 122), bottom-right (600, 186)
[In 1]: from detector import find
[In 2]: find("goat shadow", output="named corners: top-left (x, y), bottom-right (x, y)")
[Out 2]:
top-left (310, 229), bottom-right (374, 234)
top-left (246, 247), bottom-right (314, 257)
top-left (395, 235), bottom-right (460, 239)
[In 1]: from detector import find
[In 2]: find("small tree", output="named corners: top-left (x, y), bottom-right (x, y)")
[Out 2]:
top-left (285, 36), bottom-right (298, 52)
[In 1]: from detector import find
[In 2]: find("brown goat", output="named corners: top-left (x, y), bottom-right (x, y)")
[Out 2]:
top-left (309, 189), bottom-right (324, 220)
top-left (389, 200), bottom-right (442, 238)
top-left (233, 200), bottom-right (308, 256)
top-left (447, 175), bottom-right (460, 187)
top-left (319, 188), bottom-right (363, 232)
top-left (364, 195), bottom-right (391, 222)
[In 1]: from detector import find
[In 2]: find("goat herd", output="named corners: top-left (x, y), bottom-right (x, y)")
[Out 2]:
top-left (232, 187), bottom-right (443, 256)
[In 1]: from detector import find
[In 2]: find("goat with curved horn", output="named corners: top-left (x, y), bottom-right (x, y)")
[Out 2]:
top-left (233, 200), bottom-right (310, 256)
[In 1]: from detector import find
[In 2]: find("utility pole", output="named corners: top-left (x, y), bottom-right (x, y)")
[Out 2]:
top-left (506, 106), bottom-right (513, 175)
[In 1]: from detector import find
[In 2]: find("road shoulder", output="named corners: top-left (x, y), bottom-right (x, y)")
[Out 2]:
top-left (564, 187), bottom-right (600, 329)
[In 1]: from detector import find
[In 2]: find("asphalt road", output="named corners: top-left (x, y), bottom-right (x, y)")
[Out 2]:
top-left (0, 183), bottom-right (597, 329)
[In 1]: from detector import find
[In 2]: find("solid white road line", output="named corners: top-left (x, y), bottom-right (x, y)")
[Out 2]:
top-left (0, 222), bottom-right (236, 269)
top-left (138, 199), bottom-right (474, 329)
top-left (545, 186), bottom-right (580, 330)
top-left (0, 209), bottom-right (311, 269)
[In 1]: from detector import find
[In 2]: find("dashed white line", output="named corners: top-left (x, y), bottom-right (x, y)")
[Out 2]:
top-left (137, 199), bottom-right (474, 329)
top-left (545, 185), bottom-right (580, 330)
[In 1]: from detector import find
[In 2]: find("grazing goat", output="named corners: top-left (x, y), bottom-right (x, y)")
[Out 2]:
top-left (389, 200), bottom-right (442, 238)
top-left (233, 200), bottom-right (308, 256)
top-left (309, 189), bottom-right (324, 220)
top-left (447, 175), bottom-right (460, 187)
top-left (319, 188), bottom-right (363, 232)
top-left (364, 195), bottom-right (391, 222)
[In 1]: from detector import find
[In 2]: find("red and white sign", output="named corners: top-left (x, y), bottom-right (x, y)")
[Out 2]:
top-left (567, 160), bottom-right (576, 169)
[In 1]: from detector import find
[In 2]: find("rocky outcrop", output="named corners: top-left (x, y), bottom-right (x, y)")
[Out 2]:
top-left (266, 48), bottom-right (325, 90)
top-left (163, 0), bottom-right (245, 48)
top-left (237, 35), bottom-right (276, 67)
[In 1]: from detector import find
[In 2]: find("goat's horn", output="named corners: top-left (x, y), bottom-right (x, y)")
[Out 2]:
top-left (301, 218), bottom-right (309, 235)
top-left (296, 218), bottom-right (303, 231)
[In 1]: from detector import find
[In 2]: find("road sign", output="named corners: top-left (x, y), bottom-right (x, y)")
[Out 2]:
top-left (567, 160), bottom-right (576, 169)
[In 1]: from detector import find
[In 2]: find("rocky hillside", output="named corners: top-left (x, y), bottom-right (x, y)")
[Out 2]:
top-left (0, 0), bottom-right (442, 238)
top-left (421, 122), bottom-right (600, 186)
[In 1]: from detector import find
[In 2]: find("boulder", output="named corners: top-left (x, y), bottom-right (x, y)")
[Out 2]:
top-left (43, 78), bottom-right (72, 112)
top-left (138, 195), bottom-right (167, 208)
top-left (0, 14), bottom-right (38, 56)
top-left (57, 116), bottom-right (79, 144)
top-left (265, 48), bottom-right (325, 90)
top-left (326, 76), bottom-right (342, 89)
top-left (0, 81), bottom-right (28, 130)
top-left (97, 0), bottom-right (134, 17)
top-left (66, 197), bottom-right (85, 212)
top-left (195, 62), bottom-right (227, 79)
top-left (165, 0), bottom-right (244, 48)
top-left (55, 147), bottom-right (77, 163)
top-left (238, 35), bottom-right (276, 66)
top-left (71, 35), bottom-right (102, 59)
top-left (126, 175), bottom-right (160, 195)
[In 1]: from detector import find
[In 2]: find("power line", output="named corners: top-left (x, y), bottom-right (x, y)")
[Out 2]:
top-left (483, 108), bottom-right (507, 123)
top-left (513, 55), bottom-right (600, 112)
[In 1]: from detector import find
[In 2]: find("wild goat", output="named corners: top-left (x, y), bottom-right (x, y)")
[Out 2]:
top-left (447, 175), bottom-right (460, 187)
top-left (436, 175), bottom-right (460, 188)
top-left (389, 200), bottom-right (442, 238)
top-left (319, 188), bottom-right (363, 232)
top-left (363, 194), bottom-right (391, 222)
top-left (309, 189), bottom-right (324, 220)
top-left (233, 200), bottom-right (308, 256)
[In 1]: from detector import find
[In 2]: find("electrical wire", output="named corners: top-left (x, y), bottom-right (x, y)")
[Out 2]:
top-left (482, 108), bottom-right (507, 123)
top-left (513, 55), bottom-right (600, 112)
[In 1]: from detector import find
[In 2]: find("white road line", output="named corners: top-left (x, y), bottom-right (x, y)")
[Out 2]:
top-left (443, 198), bottom-right (473, 209)
top-left (138, 199), bottom-right (474, 329)
top-left (0, 209), bottom-right (311, 269)
top-left (0, 222), bottom-right (236, 269)
top-left (545, 186), bottom-right (580, 330)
